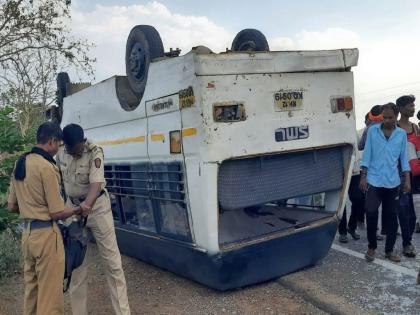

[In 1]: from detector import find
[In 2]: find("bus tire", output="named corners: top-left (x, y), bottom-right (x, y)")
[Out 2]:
top-left (231, 29), bottom-right (269, 52)
top-left (56, 72), bottom-right (70, 122)
top-left (125, 25), bottom-right (164, 99)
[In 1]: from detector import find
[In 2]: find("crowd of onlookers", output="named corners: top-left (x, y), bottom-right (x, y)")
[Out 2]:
top-left (337, 95), bottom-right (420, 283)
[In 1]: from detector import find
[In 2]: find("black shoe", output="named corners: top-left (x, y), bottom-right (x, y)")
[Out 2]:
top-left (339, 234), bottom-right (348, 243)
top-left (348, 229), bottom-right (360, 240)
top-left (365, 248), bottom-right (376, 262)
top-left (403, 245), bottom-right (416, 258)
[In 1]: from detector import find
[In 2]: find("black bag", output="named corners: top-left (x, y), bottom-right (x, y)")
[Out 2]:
top-left (58, 217), bottom-right (88, 292)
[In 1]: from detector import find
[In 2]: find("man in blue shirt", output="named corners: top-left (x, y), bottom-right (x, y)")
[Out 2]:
top-left (360, 103), bottom-right (411, 262)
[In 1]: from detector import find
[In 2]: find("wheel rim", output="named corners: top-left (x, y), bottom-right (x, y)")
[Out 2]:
top-left (128, 42), bottom-right (147, 82)
top-left (237, 40), bottom-right (257, 51)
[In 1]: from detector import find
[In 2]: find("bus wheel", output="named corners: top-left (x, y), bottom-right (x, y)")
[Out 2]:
top-left (231, 29), bottom-right (269, 52)
top-left (125, 25), bottom-right (164, 99)
top-left (56, 72), bottom-right (70, 123)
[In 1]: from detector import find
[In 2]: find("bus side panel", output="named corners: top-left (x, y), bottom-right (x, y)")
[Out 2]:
top-left (180, 84), bottom-right (221, 253)
top-left (84, 119), bottom-right (148, 163)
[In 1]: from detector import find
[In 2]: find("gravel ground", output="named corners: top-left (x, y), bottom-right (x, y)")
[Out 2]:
top-left (0, 244), bottom-right (326, 315)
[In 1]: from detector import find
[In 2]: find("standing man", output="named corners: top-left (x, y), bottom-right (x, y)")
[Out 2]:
top-left (7, 122), bottom-right (80, 315)
top-left (416, 109), bottom-right (420, 233)
top-left (359, 105), bottom-right (386, 240)
top-left (56, 124), bottom-right (130, 315)
top-left (360, 103), bottom-right (411, 262)
top-left (396, 94), bottom-right (418, 257)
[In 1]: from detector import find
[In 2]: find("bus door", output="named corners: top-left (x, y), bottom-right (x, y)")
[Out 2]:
top-left (146, 94), bottom-right (192, 242)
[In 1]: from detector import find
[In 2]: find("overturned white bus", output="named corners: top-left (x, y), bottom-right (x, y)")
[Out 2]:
top-left (53, 25), bottom-right (358, 290)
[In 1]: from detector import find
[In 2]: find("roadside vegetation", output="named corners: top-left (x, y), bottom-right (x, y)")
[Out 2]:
top-left (0, 106), bottom-right (28, 280)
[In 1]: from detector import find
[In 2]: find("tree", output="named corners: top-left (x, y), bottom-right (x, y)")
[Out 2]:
top-left (0, 50), bottom-right (54, 135)
top-left (0, 0), bottom-right (94, 74)
top-left (0, 0), bottom-right (95, 134)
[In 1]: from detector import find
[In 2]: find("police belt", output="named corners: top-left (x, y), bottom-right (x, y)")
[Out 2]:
top-left (23, 219), bottom-right (53, 230)
top-left (69, 189), bottom-right (105, 206)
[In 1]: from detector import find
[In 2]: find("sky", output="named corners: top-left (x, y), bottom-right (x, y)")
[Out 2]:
top-left (69, 0), bottom-right (420, 128)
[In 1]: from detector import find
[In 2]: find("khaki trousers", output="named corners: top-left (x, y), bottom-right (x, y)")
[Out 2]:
top-left (22, 224), bottom-right (65, 315)
top-left (69, 209), bottom-right (130, 315)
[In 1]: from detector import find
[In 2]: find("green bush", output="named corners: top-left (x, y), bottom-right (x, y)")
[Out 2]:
top-left (0, 107), bottom-right (28, 279)
top-left (0, 106), bottom-right (36, 227)
top-left (0, 107), bottom-right (25, 154)
top-left (0, 155), bottom-right (19, 201)
top-left (0, 228), bottom-right (21, 280)
top-left (0, 109), bottom-right (21, 234)
top-left (0, 209), bottom-right (20, 233)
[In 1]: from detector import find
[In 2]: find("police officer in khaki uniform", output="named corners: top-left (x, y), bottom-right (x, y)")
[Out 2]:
top-left (56, 124), bottom-right (130, 315)
top-left (7, 122), bottom-right (81, 315)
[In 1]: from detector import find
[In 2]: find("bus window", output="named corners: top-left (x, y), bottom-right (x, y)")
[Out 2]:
top-left (157, 201), bottom-right (190, 238)
top-left (150, 163), bottom-right (191, 240)
top-left (120, 164), bottom-right (156, 232)
top-left (105, 165), bottom-right (122, 222)
top-left (109, 193), bottom-right (121, 221)
top-left (105, 164), bottom-right (157, 232)
top-left (121, 196), bottom-right (156, 232)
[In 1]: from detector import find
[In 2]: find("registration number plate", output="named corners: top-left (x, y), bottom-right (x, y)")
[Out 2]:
top-left (274, 90), bottom-right (304, 111)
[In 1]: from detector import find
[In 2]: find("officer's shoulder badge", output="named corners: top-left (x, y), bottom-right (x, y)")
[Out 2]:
top-left (91, 145), bottom-right (103, 154)
top-left (87, 142), bottom-right (96, 151)
top-left (94, 158), bottom-right (101, 168)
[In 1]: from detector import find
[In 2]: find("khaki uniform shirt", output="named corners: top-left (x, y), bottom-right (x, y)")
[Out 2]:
top-left (7, 154), bottom-right (65, 220)
top-left (56, 140), bottom-right (110, 214)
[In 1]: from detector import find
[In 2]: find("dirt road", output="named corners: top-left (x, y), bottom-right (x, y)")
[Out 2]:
top-left (2, 224), bottom-right (419, 314)
top-left (0, 244), bottom-right (325, 315)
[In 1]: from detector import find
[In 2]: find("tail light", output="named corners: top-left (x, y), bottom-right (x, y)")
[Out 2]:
top-left (213, 102), bottom-right (246, 122)
top-left (331, 96), bottom-right (353, 113)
